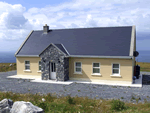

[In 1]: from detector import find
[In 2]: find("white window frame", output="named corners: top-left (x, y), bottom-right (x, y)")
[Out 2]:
top-left (24, 60), bottom-right (30, 70)
top-left (39, 61), bottom-right (41, 71)
top-left (92, 62), bottom-right (101, 75)
top-left (111, 63), bottom-right (120, 75)
top-left (37, 61), bottom-right (42, 73)
top-left (74, 62), bottom-right (82, 74)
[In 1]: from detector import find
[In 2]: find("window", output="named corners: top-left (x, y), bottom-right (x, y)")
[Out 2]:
top-left (39, 61), bottom-right (41, 71)
top-left (25, 61), bottom-right (30, 70)
top-left (75, 62), bottom-right (82, 73)
top-left (93, 63), bottom-right (100, 74)
top-left (51, 62), bottom-right (56, 72)
top-left (112, 63), bottom-right (120, 74)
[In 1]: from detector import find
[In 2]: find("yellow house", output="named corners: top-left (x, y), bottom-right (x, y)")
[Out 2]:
top-left (15, 24), bottom-right (138, 85)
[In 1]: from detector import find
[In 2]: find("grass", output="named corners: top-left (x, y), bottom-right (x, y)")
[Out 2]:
top-left (0, 91), bottom-right (150, 112)
top-left (0, 62), bottom-right (150, 112)
top-left (0, 63), bottom-right (16, 72)
top-left (136, 62), bottom-right (150, 72)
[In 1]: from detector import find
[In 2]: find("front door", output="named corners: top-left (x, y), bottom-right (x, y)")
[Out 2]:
top-left (50, 62), bottom-right (56, 80)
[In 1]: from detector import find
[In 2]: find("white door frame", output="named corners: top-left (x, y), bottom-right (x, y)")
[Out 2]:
top-left (50, 62), bottom-right (56, 80)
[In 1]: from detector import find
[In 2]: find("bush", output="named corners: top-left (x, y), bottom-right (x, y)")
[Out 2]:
top-left (110, 99), bottom-right (126, 111)
top-left (37, 102), bottom-right (49, 112)
top-left (6, 67), bottom-right (9, 70)
top-left (67, 95), bottom-right (75, 105)
top-left (45, 93), bottom-right (55, 102)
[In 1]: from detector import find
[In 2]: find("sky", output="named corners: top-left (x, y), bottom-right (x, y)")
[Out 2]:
top-left (0, 0), bottom-right (150, 52)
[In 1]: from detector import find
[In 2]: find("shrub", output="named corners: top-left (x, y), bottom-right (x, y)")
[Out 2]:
top-left (110, 99), bottom-right (126, 111)
top-left (67, 95), bottom-right (75, 105)
top-left (136, 98), bottom-right (139, 103)
top-left (6, 67), bottom-right (9, 70)
top-left (121, 97), bottom-right (124, 99)
top-left (131, 95), bottom-right (136, 100)
top-left (37, 102), bottom-right (49, 112)
top-left (45, 93), bottom-right (55, 102)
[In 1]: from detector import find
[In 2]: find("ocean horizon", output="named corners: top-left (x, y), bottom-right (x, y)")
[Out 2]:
top-left (0, 50), bottom-right (150, 63)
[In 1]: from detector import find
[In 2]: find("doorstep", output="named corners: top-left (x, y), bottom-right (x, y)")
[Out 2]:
top-left (7, 75), bottom-right (41, 79)
top-left (31, 78), bottom-right (73, 85)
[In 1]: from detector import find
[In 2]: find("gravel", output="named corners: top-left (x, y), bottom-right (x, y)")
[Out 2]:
top-left (0, 70), bottom-right (150, 104)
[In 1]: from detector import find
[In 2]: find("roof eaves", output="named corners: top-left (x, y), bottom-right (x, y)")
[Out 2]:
top-left (129, 25), bottom-right (136, 56)
top-left (16, 55), bottom-right (39, 57)
top-left (61, 44), bottom-right (70, 55)
top-left (14, 30), bottom-right (34, 57)
top-left (68, 55), bottom-right (133, 59)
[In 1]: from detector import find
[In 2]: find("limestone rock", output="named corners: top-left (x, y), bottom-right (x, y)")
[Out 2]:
top-left (10, 101), bottom-right (44, 113)
top-left (0, 98), bottom-right (13, 113)
top-left (9, 64), bottom-right (12, 67)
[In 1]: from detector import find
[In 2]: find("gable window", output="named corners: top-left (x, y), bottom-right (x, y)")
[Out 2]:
top-left (25, 61), bottom-right (30, 70)
top-left (75, 62), bottom-right (82, 73)
top-left (93, 63), bottom-right (100, 74)
top-left (112, 63), bottom-right (120, 75)
top-left (39, 61), bottom-right (41, 71)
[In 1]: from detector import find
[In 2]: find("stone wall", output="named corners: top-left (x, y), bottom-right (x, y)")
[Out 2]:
top-left (64, 57), bottom-right (69, 81)
top-left (39, 44), bottom-right (69, 81)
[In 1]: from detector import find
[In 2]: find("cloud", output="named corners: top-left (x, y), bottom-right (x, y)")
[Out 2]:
top-left (0, 0), bottom-right (150, 50)
top-left (4, 12), bottom-right (28, 29)
top-left (0, 2), bottom-right (32, 41)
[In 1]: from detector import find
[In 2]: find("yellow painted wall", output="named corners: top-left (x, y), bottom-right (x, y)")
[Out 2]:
top-left (16, 57), bottom-right (133, 83)
top-left (69, 58), bottom-right (133, 82)
top-left (16, 57), bottom-right (41, 75)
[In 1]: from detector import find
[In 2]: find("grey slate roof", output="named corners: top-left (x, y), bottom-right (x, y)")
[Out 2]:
top-left (54, 44), bottom-right (69, 55)
top-left (16, 26), bottom-right (132, 56)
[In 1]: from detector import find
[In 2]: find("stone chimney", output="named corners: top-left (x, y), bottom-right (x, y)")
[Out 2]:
top-left (43, 24), bottom-right (49, 34)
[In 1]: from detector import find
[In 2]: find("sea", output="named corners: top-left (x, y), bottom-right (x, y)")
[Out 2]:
top-left (0, 50), bottom-right (150, 63)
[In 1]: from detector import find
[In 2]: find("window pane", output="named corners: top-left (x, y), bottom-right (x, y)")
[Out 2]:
top-left (39, 66), bottom-right (41, 70)
top-left (25, 66), bottom-right (30, 70)
top-left (76, 62), bottom-right (81, 67)
top-left (93, 63), bottom-right (99, 67)
top-left (39, 61), bottom-right (41, 65)
top-left (54, 63), bottom-right (56, 72)
top-left (113, 69), bottom-right (119, 74)
top-left (113, 64), bottom-right (119, 68)
top-left (76, 68), bottom-right (81, 72)
top-left (93, 68), bottom-right (100, 73)
top-left (25, 61), bottom-right (30, 64)
top-left (51, 63), bottom-right (53, 72)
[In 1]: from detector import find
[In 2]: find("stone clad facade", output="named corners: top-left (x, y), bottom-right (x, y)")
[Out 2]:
top-left (39, 44), bottom-right (69, 81)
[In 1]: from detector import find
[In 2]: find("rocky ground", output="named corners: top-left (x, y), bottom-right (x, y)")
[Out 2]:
top-left (0, 70), bottom-right (150, 104)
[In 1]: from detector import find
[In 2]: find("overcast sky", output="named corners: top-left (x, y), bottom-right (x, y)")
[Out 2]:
top-left (0, 0), bottom-right (149, 52)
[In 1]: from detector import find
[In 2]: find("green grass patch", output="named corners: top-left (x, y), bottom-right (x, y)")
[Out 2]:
top-left (0, 91), bottom-right (150, 112)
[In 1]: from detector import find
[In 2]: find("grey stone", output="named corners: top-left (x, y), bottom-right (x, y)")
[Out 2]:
top-left (0, 98), bottom-right (13, 113)
top-left (39, 44), bottom-right (69, 81)
top-left (9, 64), bottom-right (12, 67)
top-left (10, 101), bottom-right (44, 113)
top-left (0, 106), bottom-right (10, 113)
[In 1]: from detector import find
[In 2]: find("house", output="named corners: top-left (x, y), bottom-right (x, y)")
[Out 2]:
top-left (14, 24), bottom-right (138, 85)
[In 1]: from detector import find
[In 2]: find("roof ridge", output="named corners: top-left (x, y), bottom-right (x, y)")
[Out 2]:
top-left (33, 26), bottom-right (133, 31)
